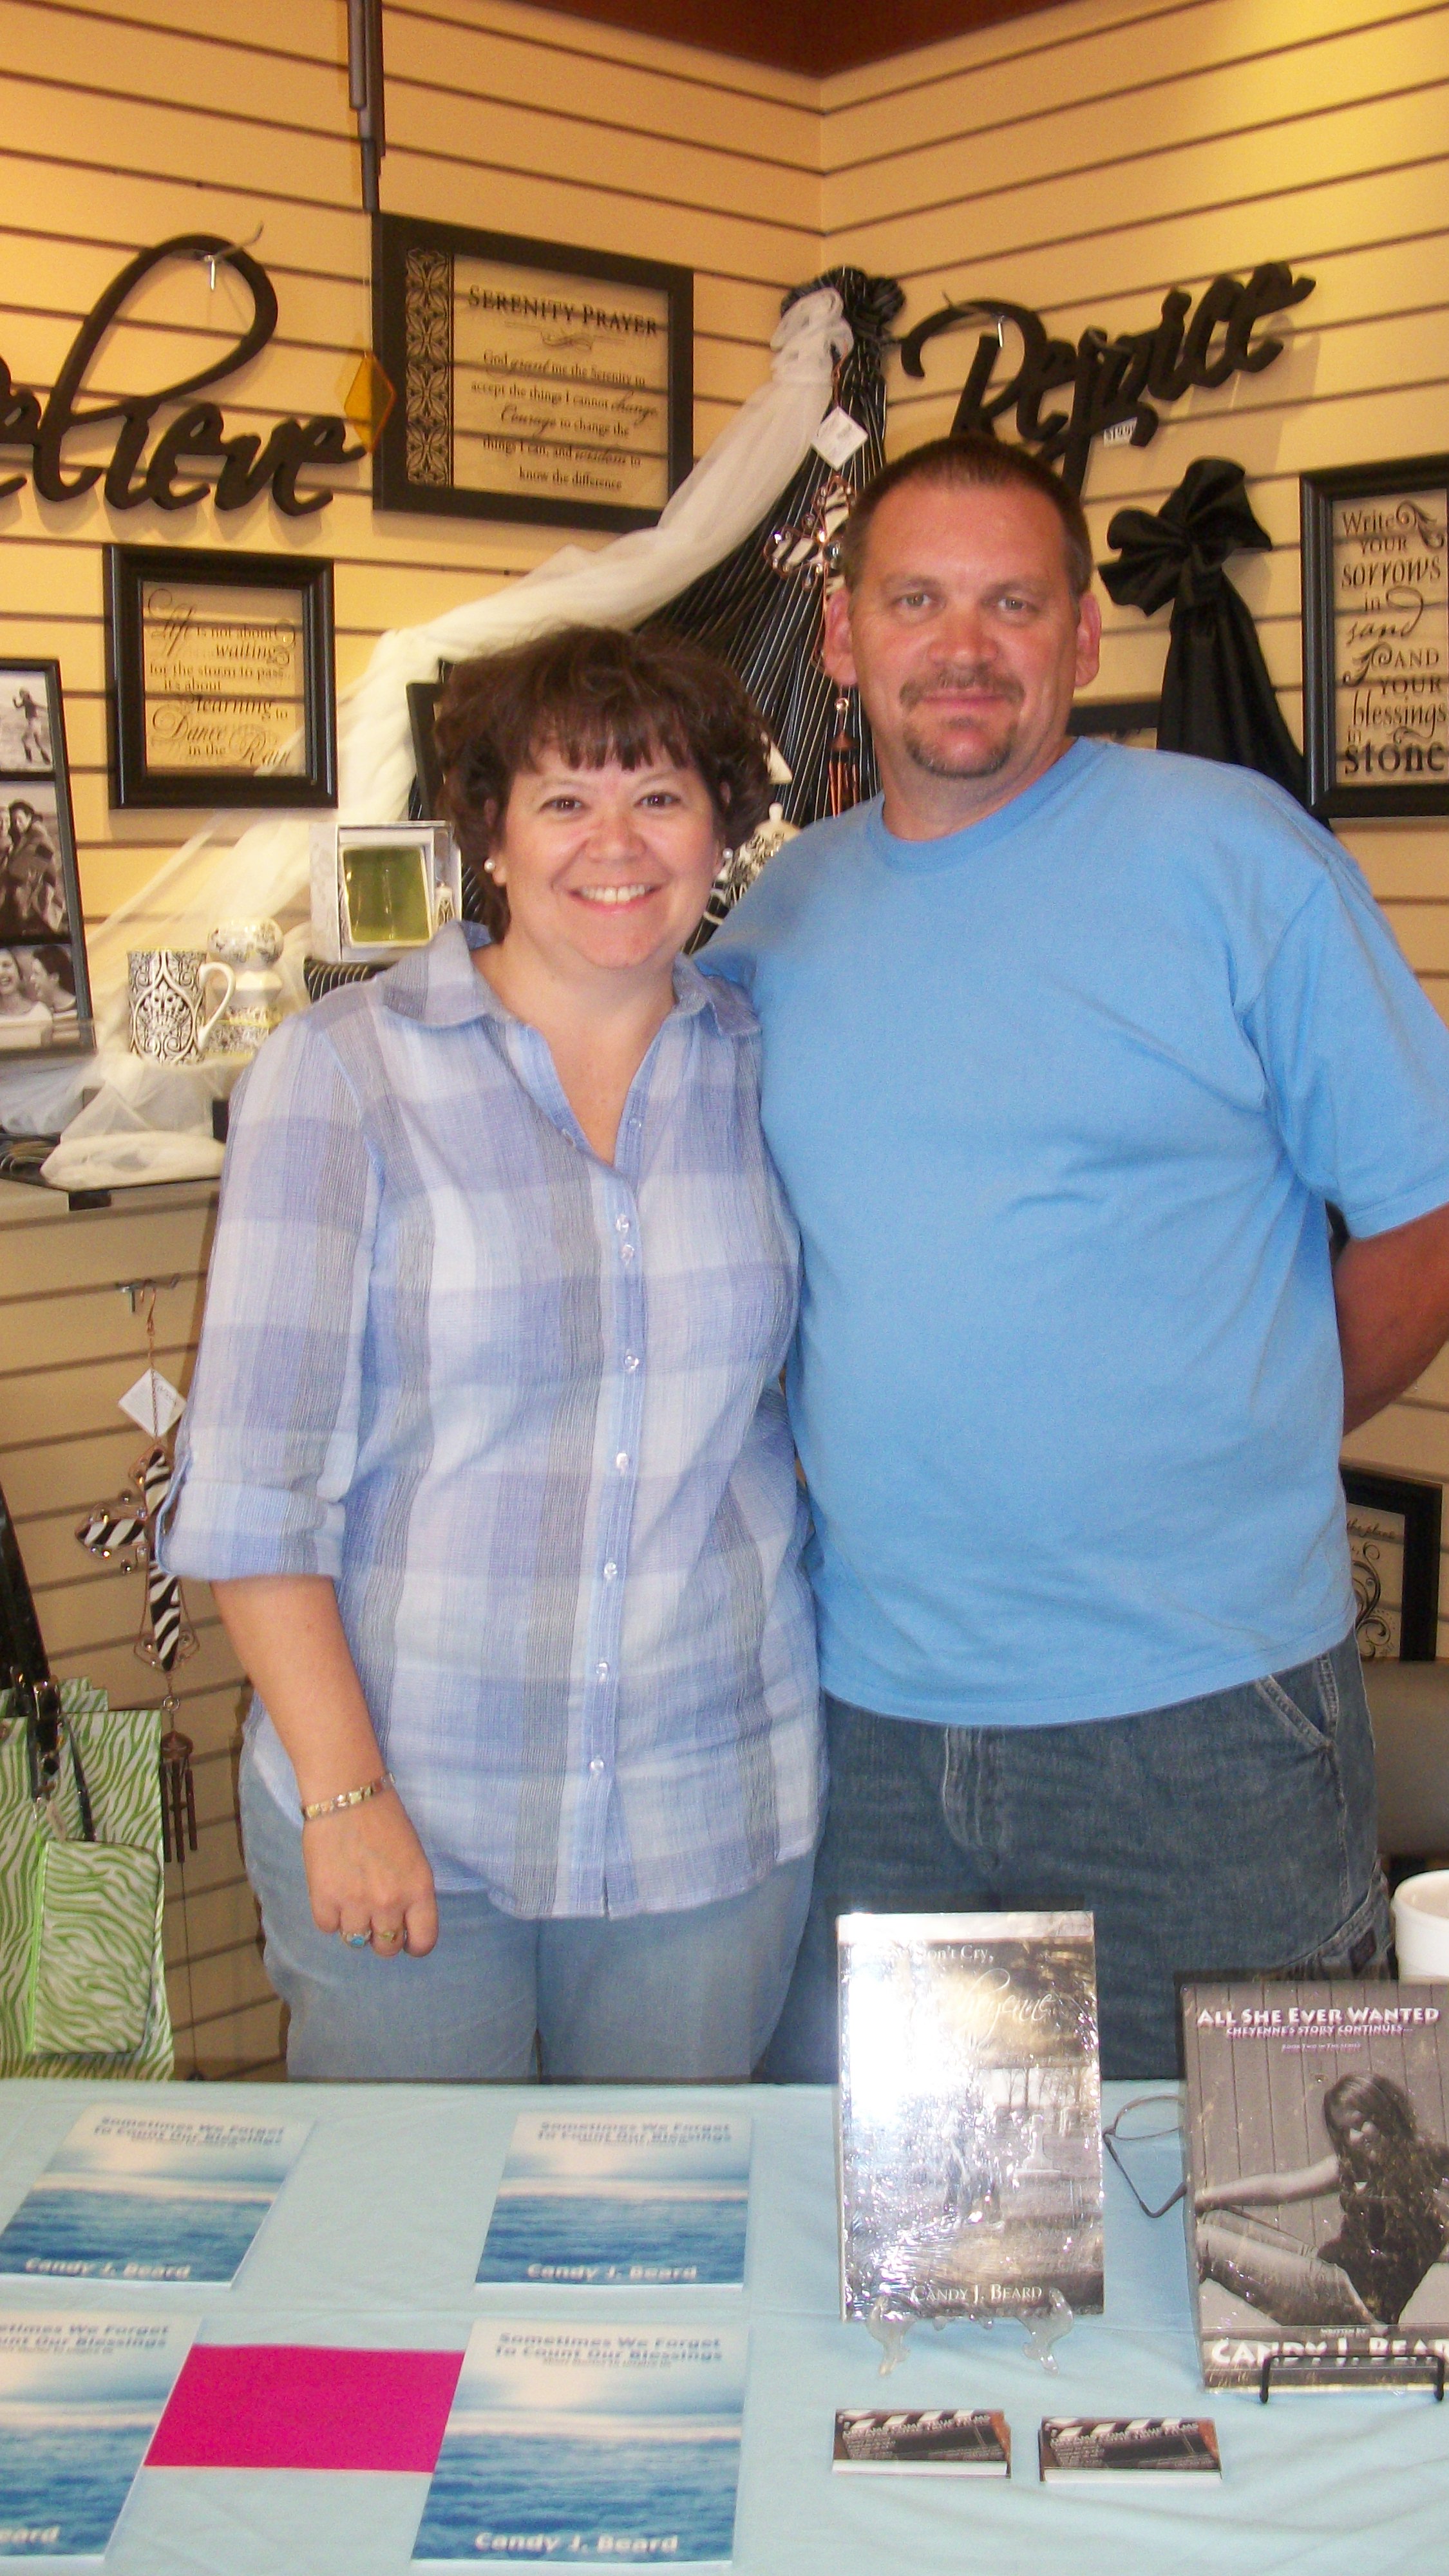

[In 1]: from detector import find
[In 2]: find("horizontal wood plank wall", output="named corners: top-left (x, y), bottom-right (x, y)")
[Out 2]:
top-left (0, 0), bottom-right (816, 2070)
top-left (822, 0), bottom-right (1449, 1653)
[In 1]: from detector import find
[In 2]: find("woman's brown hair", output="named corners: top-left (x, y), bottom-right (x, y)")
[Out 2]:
top-left (435, 623), bottom-right (774, 940)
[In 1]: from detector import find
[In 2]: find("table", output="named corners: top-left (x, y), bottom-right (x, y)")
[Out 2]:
top-left (0, 2077), bottom-right (1443, 2573)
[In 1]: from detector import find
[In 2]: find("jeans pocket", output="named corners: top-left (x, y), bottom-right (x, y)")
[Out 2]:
top-left (1253, 1652), bottom-right (1340, 1758)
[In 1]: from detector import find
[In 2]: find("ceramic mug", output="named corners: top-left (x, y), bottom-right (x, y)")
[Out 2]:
top-left (1392, 1870), bottom-right (1449, 1984)
top-left (128, 949), bottom-right (236, 1066)
top-left (207, 918), bottom-right (284, 1058)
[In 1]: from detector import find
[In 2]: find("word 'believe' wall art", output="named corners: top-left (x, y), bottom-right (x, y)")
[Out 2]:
top-left (0, 236), bottom-right (359, 518)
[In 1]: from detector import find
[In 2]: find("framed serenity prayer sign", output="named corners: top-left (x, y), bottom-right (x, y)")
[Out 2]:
top-left (1302, 453), bottom-right (1449, 817)
top-left (104, 545), bottom-right (337, 809)
top-left (372, 213), bottom-right (694, 531)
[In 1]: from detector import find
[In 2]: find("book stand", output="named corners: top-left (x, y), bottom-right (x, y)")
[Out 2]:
top-left (1256, 2349), bottom-right (1446, 2403)
top-left (863, 2286), bottom-right (1077, 2379)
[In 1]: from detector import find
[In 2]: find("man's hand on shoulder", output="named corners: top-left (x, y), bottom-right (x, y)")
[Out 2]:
top-left (1335, 1200), bottom-right (1449, 1432)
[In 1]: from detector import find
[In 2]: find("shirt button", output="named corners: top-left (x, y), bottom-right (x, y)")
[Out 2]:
top-left (589, 1757), bottom-right (605, 1776)
top-left (615, 1452), bottom-right (630, 1471)
top-left (614, 1214), bottom-right (630, 1233)
top-left (595, 1660), bottom-right (610, 1681)
top-left (620, 1243), bottom-right (636, 1264)
top-left (603, 1562), bottom-right (618, 1582)
top-left (623, 1353), bottom-right (639, 1374)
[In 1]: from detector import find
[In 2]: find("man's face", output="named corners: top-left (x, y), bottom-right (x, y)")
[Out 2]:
top-left (823, 475), bottom-right (1101, 835)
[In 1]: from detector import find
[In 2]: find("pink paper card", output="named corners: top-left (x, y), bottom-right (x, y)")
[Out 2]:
top-left (146, 2343), bottom-right (464, 2472)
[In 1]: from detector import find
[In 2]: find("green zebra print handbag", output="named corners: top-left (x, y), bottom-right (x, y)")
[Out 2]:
top-left (0, 1678), bottom-right (173, 2079)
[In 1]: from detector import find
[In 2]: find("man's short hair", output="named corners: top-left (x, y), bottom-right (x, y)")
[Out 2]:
top-left (838, 433), bottom-right (1095, 601)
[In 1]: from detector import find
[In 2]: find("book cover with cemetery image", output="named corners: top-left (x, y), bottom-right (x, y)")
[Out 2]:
top-left (0, 2309), bottom-right (194, 2559)
top-left (0, 2105), bottom-right (312, 2287)
top-left (477, 2112), bottom-right (750, 2287)
top-left (1182, 1979), bottom-right (1449, 2389)
top-left (412, 2322), bottom-right (746, 2566)
top-left (837, 1912), bottom-right (1104, 2322)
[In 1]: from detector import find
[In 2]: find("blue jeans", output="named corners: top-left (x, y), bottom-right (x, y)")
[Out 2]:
top-left (764, 1630), bottom-right (1388, 2083)
top-left (239, 1743), bottom-right (813, 2083)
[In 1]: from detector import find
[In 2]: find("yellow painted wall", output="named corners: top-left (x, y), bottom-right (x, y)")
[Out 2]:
top-left (0, 0), bottom-right (815, 2072)
top-left (2, 0), bottom-right (1446, 2069)
top-left (822, 0), bottom-right (1449, 1640)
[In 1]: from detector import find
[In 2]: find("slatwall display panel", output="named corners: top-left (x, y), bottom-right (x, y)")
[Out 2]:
top-left (822, 0), bottom-right (1449, 1590)
top-left (0, 0), bottom-right (817, 931)
top-left (0, 1186), bottom-right (280, 2075)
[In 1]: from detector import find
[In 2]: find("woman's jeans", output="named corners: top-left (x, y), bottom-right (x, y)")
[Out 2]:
top-left (765, 1629), bottom-right (1390, 2083)
top-left (240, 1741), bottom-right (813, 2084)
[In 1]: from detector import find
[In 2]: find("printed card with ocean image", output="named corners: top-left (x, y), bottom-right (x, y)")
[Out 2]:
top-left (0, 2309), bottom-right (195, 2561)
top-left (413, 2320), bottom-right (746, 2567)
top-left (477, 2112), bottom-right (750, 2287)
top-left (0, 2106), bottom-right (312, 2287)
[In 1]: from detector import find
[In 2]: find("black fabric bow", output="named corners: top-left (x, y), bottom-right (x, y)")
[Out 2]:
top-left (1100, 457), bottom-right (1306, 804)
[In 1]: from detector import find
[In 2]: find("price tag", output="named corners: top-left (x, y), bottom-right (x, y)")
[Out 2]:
top-left (811, 407), bottom-right (870, 470)
top-left (119, 1370), bottom-right (185, 1437)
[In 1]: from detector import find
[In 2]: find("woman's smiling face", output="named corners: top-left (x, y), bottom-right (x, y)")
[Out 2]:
top-left (490, 746), bottom-right (723, 986)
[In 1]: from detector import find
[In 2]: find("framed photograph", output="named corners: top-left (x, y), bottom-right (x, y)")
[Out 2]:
top-left (372, 212), bottom-right (694, 532)
top-left (1341, 1466), bottom-right (1442, 1661)
top-left (1067, 697), bottom-right (1160, 748)
top-left (0, 659), bottom-right (94, 1066)
top-left (1301, 455), bottom-right (1449, 817)
top-left (104, 545), bottom-right (337, 810)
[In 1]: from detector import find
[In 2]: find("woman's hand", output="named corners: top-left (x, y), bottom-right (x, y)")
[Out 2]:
top-left (302, 1788), bottom-right (439, 1958)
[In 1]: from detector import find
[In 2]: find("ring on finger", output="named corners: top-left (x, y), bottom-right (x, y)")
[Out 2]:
top-left (340, 1929), bottom-right (371, 1949)
top-left (370, 1924), bottom-right (406, 1951)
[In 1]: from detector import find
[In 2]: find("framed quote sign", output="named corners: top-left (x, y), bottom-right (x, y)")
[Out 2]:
top-left (104, 545), bottom-right (337, 809)
top-left (1341, 1466), bottom-right (1442, 1661)
top-left (1301, 454), bottom-right (1449, 817)
top-left (372, 213), bottom-right (694, 532)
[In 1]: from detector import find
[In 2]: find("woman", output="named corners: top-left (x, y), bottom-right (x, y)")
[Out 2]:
top-left (0, 947), bottom-right (51, 1045)
top-left (1196, 2072), bottom-right (1449, 2327)
top-left (18, 945), bottom-right (76, 1025)
top-left (162, 625), bottom-right (820, 2083)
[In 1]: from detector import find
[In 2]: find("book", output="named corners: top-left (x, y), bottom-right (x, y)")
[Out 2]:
top-left (832, 2407), bottom-right (1010, 2474)
top-left (477, 2112), bottom-right (750, 2287)
top-left (1182, 1977), bottom-right (1449, 2391)
top-left (146, 2344), bottom-right (464, 2471)
top-left (412, 2322), bottom-right (746, 2566)
top-left (1037, 2417), bottom-right (1220, 2481)
top-left (0, 2309), bottom-right (195, 2559)
top-left (0, 2104), bottom-right (312, 2287)
top-left (837, 1911), bottom-right (1104, 2322)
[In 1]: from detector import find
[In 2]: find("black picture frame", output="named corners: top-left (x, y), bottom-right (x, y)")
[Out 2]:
top-left (104, 544), bottom-right (337, 810)
top-left (372, 212), bottom-right (694, 533)
top-left (1067, 697), bottom-right (1160, 745)
top-left (1301, 454), bottom-right (1449, 818)
top-left (1342, 1466), bottom-right (1442, 1662)
top-left (0, 658), bottom-right (95, 1069)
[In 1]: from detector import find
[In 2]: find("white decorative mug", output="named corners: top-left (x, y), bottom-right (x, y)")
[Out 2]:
top-left (128, 949), bottom-right (236, 1066)
top-left (1392, 1871), bottom-right (1449, 1983)
top-left (207, 918), bottom-right (284, 1057)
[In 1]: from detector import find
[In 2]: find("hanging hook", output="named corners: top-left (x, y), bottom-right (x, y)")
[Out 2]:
top-left (115, 1278), bottom-right (180, 1314)
top-left (180, 227), bottom-right (263, 291)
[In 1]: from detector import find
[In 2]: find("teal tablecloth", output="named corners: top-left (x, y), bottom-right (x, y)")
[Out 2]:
top-left (0, 2076), bottom-right (1443, 2572)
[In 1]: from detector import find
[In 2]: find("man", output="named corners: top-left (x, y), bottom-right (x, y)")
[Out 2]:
top-left (702, 433), bottom-right (1449, 2079)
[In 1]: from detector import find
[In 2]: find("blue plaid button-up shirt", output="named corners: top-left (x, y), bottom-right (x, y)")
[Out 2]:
top-left (162, 923), bottom-right (820, 1916)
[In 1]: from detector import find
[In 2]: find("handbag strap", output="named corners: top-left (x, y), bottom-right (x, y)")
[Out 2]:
top-left (15, 1676), bottom-right (97, 1842)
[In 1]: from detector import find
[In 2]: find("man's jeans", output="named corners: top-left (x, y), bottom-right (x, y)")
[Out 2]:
top-left (765, 1630), bottom-right (1389, 2082)
top-left (240, 1739), bottom-right (813, 2083)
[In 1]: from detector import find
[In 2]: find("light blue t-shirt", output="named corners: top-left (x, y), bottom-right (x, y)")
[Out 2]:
top-left (701, 738), bottom-right (1449, 1727)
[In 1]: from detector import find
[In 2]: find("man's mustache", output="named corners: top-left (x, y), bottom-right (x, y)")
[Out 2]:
top-left (900, 666), bottom-right (1025, 708)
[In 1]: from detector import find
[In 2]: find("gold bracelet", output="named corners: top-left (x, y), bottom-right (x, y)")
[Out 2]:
top-left (301, 1770), bottom-right (394, 1822)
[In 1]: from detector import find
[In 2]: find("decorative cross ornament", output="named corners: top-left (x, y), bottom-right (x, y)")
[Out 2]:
top-left (75, 1443), bottom-right (196, 1678)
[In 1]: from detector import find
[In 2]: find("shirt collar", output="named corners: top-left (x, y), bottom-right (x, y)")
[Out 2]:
top-left (377, 921), bottom-right (759, 1037)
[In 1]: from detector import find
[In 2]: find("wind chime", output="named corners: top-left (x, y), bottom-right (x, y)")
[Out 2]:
top-left (764, 462), bottom-right (862, 817)
top-left (74, 1284), bottom-right (198, 1864)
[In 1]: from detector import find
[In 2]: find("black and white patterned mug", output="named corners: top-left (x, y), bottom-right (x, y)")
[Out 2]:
top-left (127, 949), bottom-right (236, 1065)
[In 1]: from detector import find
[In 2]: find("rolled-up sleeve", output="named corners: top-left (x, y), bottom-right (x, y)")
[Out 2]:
top-left (158, 1012), bottom-right (379, 1582)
